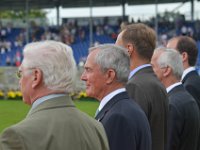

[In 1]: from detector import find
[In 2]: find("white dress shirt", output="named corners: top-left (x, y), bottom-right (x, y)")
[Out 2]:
top-left (128, 64), bottom-right (151, 79)
top-left (181, 67), bottom-right (196, 81)
top-left (166, 82), bottom-right (182, 93)
top-left (97, 88), bottom-right (126, 112)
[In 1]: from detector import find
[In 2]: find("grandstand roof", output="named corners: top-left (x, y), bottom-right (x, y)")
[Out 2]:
top-left (0, 0), bottom-right (191, 10)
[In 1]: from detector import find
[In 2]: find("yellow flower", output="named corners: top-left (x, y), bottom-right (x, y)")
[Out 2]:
top-left (16, 91), bottom-right (22, 97)
top-left (7, 91), bottom-right (16, 98)
top-left (0, 90), bottom-right (4, 97)
top-left (78, 91), bottom-right (87, 99)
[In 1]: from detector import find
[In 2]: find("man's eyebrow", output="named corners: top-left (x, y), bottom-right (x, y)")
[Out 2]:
top-left (85, 66), bottom-right (91, 69)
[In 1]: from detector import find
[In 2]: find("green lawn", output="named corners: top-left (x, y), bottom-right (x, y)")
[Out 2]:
top-left (0, 99), bottom-right (99, 133)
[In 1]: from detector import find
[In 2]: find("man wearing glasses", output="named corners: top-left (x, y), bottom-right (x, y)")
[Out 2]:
top-left (0, 41), bottom-right (109, 150)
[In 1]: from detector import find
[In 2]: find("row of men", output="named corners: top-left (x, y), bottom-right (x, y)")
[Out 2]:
top-left (0, 23), bottom-right (199, 150)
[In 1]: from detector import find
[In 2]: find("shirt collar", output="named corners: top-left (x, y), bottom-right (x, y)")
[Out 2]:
top-left (31, 94), bottom-right (66, 110)
top-left (129, 64), bottom-right (151, 79)
top-left (166, 82), bottom-right (182, 93)
top-left (181, 67), bottom-right (195, 81)
top-left (98, 88), bottom-right (126, 111)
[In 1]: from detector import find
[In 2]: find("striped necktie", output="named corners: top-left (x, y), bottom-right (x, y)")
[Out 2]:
top-left (95, 108), bottom-right (100, 117)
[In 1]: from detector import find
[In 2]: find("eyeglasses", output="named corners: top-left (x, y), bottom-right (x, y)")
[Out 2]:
top-left (16, 70), bottom-right (22, 79)
top-left (160, 66), bottom-right (169, 69)
top-left (16, 68), bottom-right (35, 79)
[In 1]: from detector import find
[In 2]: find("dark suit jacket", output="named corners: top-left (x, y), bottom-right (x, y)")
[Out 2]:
top-left (96, 92), bottom-right (151, 150)
top-left (0, 95), bottom-right (109, 150)
top-left (168, 84), bottom-right (200, 150)
top-left (182, 70), bottom-right (200, 150)
top-left (126, 66), bottom-right (168, 150)
top-left (95, 91), bottom-right (152, 150)
top-left (182, 70), bottom-right (200, 110)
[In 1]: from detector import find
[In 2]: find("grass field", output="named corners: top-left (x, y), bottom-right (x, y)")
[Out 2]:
top-left (0, 99), bottom-right (99, 133)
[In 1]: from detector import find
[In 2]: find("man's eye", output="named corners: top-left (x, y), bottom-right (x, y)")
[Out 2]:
top-left (85, 68), bottom-right (92, 72)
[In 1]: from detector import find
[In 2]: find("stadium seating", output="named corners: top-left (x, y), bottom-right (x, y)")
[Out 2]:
top-left (0, 22), bottom-right (200, 68)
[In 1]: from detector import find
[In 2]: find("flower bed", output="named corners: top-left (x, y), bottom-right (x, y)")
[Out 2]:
top-left (0, 90), bottom-right (22, 100)
top-left (0, 90), bottom-right (96, 101)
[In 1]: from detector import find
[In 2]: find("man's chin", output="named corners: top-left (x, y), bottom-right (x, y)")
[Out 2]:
top-left (85, 91), bottom-right (94, 98)
top-left (23, 98), bottom-right (31, 106)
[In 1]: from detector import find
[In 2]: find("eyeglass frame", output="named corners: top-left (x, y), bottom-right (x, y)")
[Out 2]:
top-left (16, 67), bottom-right (36, 79)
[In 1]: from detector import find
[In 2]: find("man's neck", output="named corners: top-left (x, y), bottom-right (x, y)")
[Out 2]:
top-left (97, 84), bottom-right (125, 101)
top-left (183, 62), bottom-right (190, 70)
top-left (130, 58), bottom-right (150, 70)
top-left (163, 76), bottom-right (180, 89)
top-left (31, 89), bottom-right (65, 105)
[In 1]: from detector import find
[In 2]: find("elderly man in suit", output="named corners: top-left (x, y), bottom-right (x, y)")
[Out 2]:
top-left (167, 36), bottom-right (200, 110)
top-left (81, 44), bottom-right (152, 150)
top-left (115, 23), bottom-right (168, 150)
top-left (151, 47), bottom-right (200, 150)
top-left (0, 41), bottom-right (109, 150)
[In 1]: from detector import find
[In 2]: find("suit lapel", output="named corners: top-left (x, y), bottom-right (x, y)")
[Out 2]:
top-left (182, 70), bottom-right (198, 83)
top-left (168, 84), bottom-right (184, 97)
top-left (95, 92), bottom-right (129, 121)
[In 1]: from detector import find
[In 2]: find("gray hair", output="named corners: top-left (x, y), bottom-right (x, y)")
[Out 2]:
top-left (22, 40), bottom-right (77, 93)
top-left (155, 47), bottom-right (183, 79)
top-left (89, 44), bottom-right (130, 84)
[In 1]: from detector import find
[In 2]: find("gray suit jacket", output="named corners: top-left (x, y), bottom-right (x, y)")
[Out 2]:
top-left (0, 95), bottom-right (109, 150)
top-left (126, 66), bottom-right (168, 150)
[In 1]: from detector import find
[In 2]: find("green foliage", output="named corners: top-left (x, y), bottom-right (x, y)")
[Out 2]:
top-left (0, 9), bottom-right (47, 19)
top-left (29, 9), bottom-right (47, 18)
top-left (150, 10), bottom-right (183, 22)
top-left (0, 99), bottom-right (99, 133)
top-left (160, 11), bottom-right (181, 22)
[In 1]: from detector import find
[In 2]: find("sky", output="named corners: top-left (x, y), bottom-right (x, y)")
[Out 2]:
top-left (44, 0), bottom-right (200, 25)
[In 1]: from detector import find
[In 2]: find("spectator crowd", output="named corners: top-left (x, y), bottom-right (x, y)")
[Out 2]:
top-left (1, 15), bottom-right (200, 67)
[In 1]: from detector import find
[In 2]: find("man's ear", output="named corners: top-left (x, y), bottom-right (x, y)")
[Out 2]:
top-left (126, 43), bottom-right (135, 56)
top-left (181, 52), bottom-right (188, 63)
top-left (163, 66), bottom-right (172, 77)
top-left (105, 69), bottom-right (116, 84)
top-left (32, 69), bottom-right (43, 89)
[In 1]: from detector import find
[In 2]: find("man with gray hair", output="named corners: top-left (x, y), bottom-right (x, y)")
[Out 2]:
top-left (151, 47), bottom-right (200, 150)
top-left (0, 40), bottom-right (109, 150)
top-left (81, 44), bottom-right (151, 150)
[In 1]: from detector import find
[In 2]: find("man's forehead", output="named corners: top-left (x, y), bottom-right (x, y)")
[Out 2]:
top-left (85, 54), bottom-right (96, 67)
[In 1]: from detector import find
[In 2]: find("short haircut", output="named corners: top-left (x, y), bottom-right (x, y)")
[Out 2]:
top-left (22, 40), bottom-right (77, 93)
top-left (174, 36), bottom-right (198, 66)
top-left (89, 44), bottom-right (130, 84)
top-left (155, 47), bottom-right (183, 80)
top-left (121, 23), bottom-right (156, 61)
